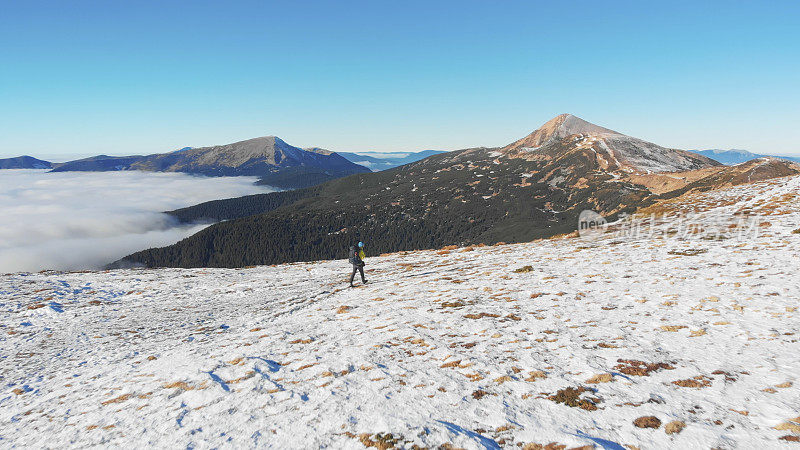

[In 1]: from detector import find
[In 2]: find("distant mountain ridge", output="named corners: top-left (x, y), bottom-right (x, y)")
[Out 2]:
top-left (44, 136), bottom-right (370, 188)
top-left (691, 149), bottom-right (800, 165)
top-left (337, 150), bottom-right (447, 171)
top-left (0, 156), bottom-right (53, 169)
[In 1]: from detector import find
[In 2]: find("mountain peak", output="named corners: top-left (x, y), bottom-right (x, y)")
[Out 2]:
top-left (506, 114), bottom-right (621, 151)
top-left (501, 114), bottom-right (718, 174)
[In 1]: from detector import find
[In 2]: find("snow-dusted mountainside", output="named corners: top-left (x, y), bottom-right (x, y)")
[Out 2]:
top-left (504, 114), bottom-right (718, 174)
top-left (3, 175), bottom-right (800, 448)
top-left (627, 157), bottom-right (800, 196)
top-left (114, 120), bottom-right (796, 270)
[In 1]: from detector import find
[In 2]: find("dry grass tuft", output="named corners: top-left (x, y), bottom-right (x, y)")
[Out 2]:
top-left (101, 393), bottom-right (132, 405)
top-left (521, 444), bottom-right (568, 450)
top-left (525, 370), bottom-right (547, 382)
top-left (668, 249), bottom-right (708, 256)
top-left (659, 325), bottom-right (687, 332)
top-left (672, 375), bottom-right (712, 388)
top-left (586, 373), bottom-right (613, 384)
top-left (774, 416), bottom-right (800, 434)
top-left (440, 360), bottom-right (462, 369)
top-left (664, 420), bottom-right (685, 435)
top-left (163, 381), bottom-right (194, 390)
top-left (514, 265), bottom-right (534, 273)
top-left (358, 432), bottom-right (402, 450)
top-left (336, 305), bottom-right (351, 314)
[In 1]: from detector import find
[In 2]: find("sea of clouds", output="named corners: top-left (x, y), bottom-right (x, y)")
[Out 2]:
top-left (0, 170), bottom-right (273, 273)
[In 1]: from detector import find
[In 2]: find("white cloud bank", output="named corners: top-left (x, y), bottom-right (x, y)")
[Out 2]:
top-left (0, 170), bottom-right (273, 273)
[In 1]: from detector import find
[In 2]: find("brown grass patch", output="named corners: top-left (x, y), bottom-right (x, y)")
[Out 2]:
top-left (289, 338), bottom-right (314, 344)
top-left (494, 375), bottom-right (513, 384)
top-left (659, 325), bottom-right (688, 332)
top-left (357, 432), bottom-right (402, 450)
top-left (614, 359), bottom-right (674, 376)
top-left (672, 375), bottom-right (712, 388)
top-left (440, 301), bottom-right (465, 308)
top-left (101, 393), bottom-right (132, 405)
top-left (597, 342), bottom-right (618, 349)
top-left (163, 381), bottom-right (194, 390)
top-left (464, 312), bottom-right (500, 319)
top-left (668, 249), bottom-right (708, 256)
top-left (547, 387), bottom-right (600, 411)
top-left (521, 444), bottom-right (572, 450)
top-left (774, 417), bottom-right (800, 433)
top-left (472, 389), bottom-right (490, 399)
top-left (336, 305), bottom-right (351, 314)
top-left (633, 416), bottom-right (661, 429)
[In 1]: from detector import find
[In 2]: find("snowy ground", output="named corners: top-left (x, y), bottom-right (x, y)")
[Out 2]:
top-left (2, 176), bottom-right (800, 449)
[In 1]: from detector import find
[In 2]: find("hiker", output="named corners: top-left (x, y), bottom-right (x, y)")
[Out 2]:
top-left (349, 241), bottom-right (367, 287)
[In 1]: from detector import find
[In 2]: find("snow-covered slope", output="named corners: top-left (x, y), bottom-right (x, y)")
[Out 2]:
top-left (2, 176), bottom-right (800, 448)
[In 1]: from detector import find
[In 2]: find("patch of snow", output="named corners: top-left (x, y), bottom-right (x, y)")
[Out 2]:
top-left (2, 176), bottom-right (800, 447)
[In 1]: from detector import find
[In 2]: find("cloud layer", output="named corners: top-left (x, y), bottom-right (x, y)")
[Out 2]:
top-left (0, 170), bottom-right (272, 272)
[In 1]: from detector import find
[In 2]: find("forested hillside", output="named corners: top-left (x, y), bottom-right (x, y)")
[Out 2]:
top-left (167, 188), bottom-right (321, 223)
top-left (115, 142), bottom-right (653, 268)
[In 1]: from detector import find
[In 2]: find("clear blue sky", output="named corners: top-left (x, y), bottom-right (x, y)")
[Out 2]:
top-left (1, 0), bottom-right (798, 159)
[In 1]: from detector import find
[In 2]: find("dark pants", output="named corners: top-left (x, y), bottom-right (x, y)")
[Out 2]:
top-left (350, 264), bottom-right (365, 285)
